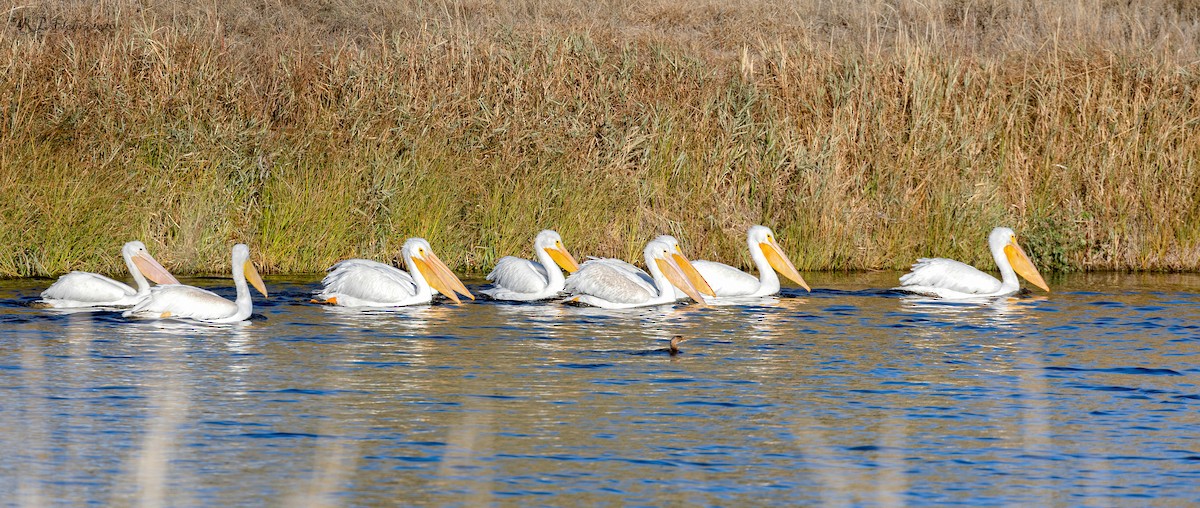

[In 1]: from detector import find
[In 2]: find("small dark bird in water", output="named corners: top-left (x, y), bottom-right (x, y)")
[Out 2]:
top-left (617, 335), bottom-right (690, 356)
top-left (668, 335), bottom-right (687, 356)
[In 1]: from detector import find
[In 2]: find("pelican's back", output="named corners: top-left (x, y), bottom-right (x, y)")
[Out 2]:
top-left (124, 284), bottom-right (236, 320)
top-left (41, 271), bottom-right (136, 303)
top-left (898, 258), bottom-right (1003, 296)
top-left (565, 259), bottom-right (655, 304)
top-left (486, 256), bottom-right (551, 293)
top-left (320, 259), bottom-right (418, 301)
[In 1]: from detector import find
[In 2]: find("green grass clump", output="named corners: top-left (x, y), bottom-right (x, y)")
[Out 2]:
top-left (2, 0), bottom-right (1198, 277)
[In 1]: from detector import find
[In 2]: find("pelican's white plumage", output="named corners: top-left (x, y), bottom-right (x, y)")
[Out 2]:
top-left (482, 230), bottom-right (580, 301)
top-left (123, 243), bottom-right (268, 323)
top-left (897, 227), bottom-right (1050, 299)
top-left (314, 237), bottom-right (473, 307)
top-left (564, 237), bottom-right (710, 309)
top-left (38, 241), bottom-right (178, 308)
top-left (684, 225), bottom-right (810, 298)
top-left (595, 235), bottom-right (715, 299)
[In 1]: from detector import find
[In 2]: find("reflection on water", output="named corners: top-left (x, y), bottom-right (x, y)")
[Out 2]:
top-left (0, 272), bottom-right (1198, 505)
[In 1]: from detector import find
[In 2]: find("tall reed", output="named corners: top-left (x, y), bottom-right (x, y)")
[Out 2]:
top-left (2, 0), bottom-right (1198, 277)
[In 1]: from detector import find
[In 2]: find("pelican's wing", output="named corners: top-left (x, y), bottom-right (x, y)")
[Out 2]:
top-left (41, 271), bottom-right (136, 301)
top-left (126, 284), bottom-right (236, 320)
top-left (319, 259), bottom-right (418, 301)
top-left (691, 260), bottom-right (760, 297)
top-left (486, 256), bottom-right (550, 293)
top-left (565, 259), bottom-right (655, 304)
top-left (898, 258), bottom-right (1003, 295)
top-left (593, 258), bottom-right (655, 286)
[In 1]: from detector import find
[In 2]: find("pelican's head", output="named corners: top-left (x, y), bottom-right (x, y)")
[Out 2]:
top-left (232, 243), bottom-right (268, 297)
top-left (644, 238), bottom-right (709, 306)
top-left (122, 240), bottom-right (179, 285)
top-left (748, 225), bottom-right (810, 292)
top-left (534, 230), bottom-right (579, 273)
top-left (121, 241), bottom-right (147, 258)
top-left (650, 235), bottom-right (715, 297)
top-left (989, 227), bottom-right (1050, 292)
top-left (402, 237), bottom-right (475, 303)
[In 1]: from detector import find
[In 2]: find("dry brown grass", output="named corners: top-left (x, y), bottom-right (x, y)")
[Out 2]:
top-left (2, 0), bottom-right (1198, 277)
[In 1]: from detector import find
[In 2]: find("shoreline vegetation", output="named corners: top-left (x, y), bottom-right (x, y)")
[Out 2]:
top-left (2, 0), bottom-right (1199, 277)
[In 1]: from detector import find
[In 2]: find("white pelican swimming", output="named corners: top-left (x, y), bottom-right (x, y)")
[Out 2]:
top-left (596, 235), bottom-right (716, 299)
top-left (481, 230), bottom-right (580, 301)
top-left (563, 237), bottom-right (711, 309)
top-left (312, 237), bottom-right (474, 307)
top-left (683, 225), bottom-right (810, 298)
top-left (37, 241), bottom-right (179, 308)
top-left (123, 243), bottom-right (268, 323)
top-left (896, 227), bottom-right (1050, 299)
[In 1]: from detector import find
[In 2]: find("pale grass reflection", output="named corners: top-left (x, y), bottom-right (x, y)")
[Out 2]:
top-left (792, 416), bottom-right (910, 507)
top-left (288, 435), bottom-right (359, 508)
top-left (110, 319), bottom-right (269, 507)
top-left (278, 323), bottom-right (362, 508)
top-left (435, 398), bottom-right (496, 506)
top-left (112, 324), bottom-right (193, 508)
top-left (876, 418), bottom-right (910, 507)
top-left (15, 331), bottom-right (48, 507)
top-left (10, 310), bottom-right (98, 506)
top-left (1015, 331), bottom-right (1052, 506)
top-left (63, 312), bottom-right (95, 482)
top-left (791, 416), bottom-right (851, 505)
top-left (899, 293), bottom-right (1055, 505)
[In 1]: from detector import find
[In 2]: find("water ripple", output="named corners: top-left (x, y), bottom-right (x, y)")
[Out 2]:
top-left (1045, 366), bottom-right (1184, 376)
top-left (1, 273), bottom-right (1198, 505)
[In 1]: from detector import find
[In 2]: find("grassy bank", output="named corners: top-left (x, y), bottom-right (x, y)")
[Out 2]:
top-left (2, 0), bottom-right (1199, 277)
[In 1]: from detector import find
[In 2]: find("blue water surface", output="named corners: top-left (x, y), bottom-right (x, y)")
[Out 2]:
top-left (0, 272), bottom-right (1197, 506)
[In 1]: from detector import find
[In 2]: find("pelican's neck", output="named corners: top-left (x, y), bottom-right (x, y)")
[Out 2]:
top-left (991, 241), bottom-right (1019, 289)
top-left (403, 254), bottom-right (434, 298)
top-left (643, 252), bottom-right (673, 301)
top-left (232, 259), bottom-right (253, 317)
top-left (123, 250), bottom-right (150, 294)
top-left (534, 246), bottom-right (565, 288)
top-left (747, 239), bottom-right (780, 295)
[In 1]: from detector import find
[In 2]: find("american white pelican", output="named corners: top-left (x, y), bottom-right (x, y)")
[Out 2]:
top-left (312, 237), bottom-right (474, 307)
top-left (481, 230), bottom-right (580, 301)
top-left (123, 243), bottom-right (268, 323)
top-left (684, 225), bottom-right (811, 298)
top-left (896, 227), bottom-right (1050, 299)
top-left (37, 241), bottom-right (179, 308)
top-left (563, 237), bottom-right (711, 309)
top-left (595, 235), bottom-right (716, 298)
